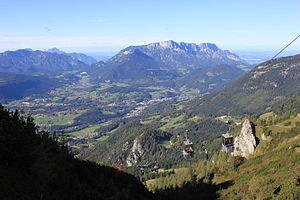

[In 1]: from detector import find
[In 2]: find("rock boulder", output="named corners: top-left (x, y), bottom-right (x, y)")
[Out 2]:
top-left (233, 118), bottom-right (257, 157)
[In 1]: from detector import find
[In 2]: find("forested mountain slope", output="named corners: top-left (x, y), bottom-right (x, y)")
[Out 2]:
top-left (0, 49), bottom-right (89, 74)
top-left (0, 73), bottom-right (71, 101)
top-left (0, 105), bottom-right (154, 200)
top-left (187, 54), bottom-right (300, 115)
top-left (147, 96), bottom-right (300, 200)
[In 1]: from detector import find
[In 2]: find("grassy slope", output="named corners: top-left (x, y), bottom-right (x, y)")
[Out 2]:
top-left (33, 112), bottom-right (83, 127)
top-left (216, 116), bottom-right (300, 199)
top-left (146, 113), bottom-right (300, 199)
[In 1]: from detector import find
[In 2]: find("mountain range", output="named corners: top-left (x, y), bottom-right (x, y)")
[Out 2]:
top-left (0, 73), bottom-right (62, 101)
top-left (0, 41), bottom-right (249, 77)
top-left (0, 49), bottom-right (89, 75)
top-left (116, 40), bottom-right (249, 70)
top-left (1, 41), bottom-right (300, 199)
top-left (92, 41), bottom-right (250, 91)
top-left (0, 41), bottom-right (250, 101)
top-left (98, 48), bottom-right (178, 82)
top-left (46, 48), bottom-right (97, 65)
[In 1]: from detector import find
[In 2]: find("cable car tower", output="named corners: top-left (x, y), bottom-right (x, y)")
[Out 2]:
top-left (182, 130), bottom-right (194, 158)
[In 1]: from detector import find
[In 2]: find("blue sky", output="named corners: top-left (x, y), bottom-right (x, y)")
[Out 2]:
top-left (0, 0), bottom-right (300, 53)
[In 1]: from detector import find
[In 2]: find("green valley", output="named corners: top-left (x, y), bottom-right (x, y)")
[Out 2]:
top-left (2, 1), bottom-right (300, 199)
top-left (1, 41), bottom-right (300, 200)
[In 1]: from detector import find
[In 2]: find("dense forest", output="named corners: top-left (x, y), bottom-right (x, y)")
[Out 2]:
top-left (82, 114), bottom-right (229, 171)
top-left (0, 103), bottom-right (238, 200)
top-left (0, 104), bottom-right (154, 200)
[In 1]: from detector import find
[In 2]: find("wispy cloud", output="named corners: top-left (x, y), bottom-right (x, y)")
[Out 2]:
top-left (44, 27), bottom-right (52, 33)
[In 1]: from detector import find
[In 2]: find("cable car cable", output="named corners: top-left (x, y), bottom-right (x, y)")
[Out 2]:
top-left (272, 34), bottom-right (300, 59)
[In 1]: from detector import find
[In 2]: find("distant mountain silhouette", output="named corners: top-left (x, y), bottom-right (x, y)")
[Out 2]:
top-left (0, 49), bottom-right (89, 75)
top-left (99, 48), bottom-right (178, 81)
top-left (0, 73), bottom-right (63, 101)
top-left (47, 48), bottom-right (97, 65)
top-left (91, 40), bottom-right (249, 89)
top-left (117, 40), bottom-right (249, 70)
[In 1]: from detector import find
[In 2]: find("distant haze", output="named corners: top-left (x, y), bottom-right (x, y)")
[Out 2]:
top-left (0, 0), bottom-right (300, 53)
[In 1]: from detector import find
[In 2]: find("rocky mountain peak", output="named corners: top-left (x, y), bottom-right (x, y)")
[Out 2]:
top-left (22, 48), bottom-right (33, 52)
top-left (109, 48), bottom-right (152, 65)
top-left (159, 40), bottom-right (177, 48)
top-left (121, 48), bottom-right (144, 56)
top-left (99, 40), bottom-right (249, 78)
top-left (46, 48), bottom-right (66, 54)
top-left (198, 43), bottom-right (219, 52)
top-left (233, 118), bottom-right (257, 157)
top-left (146, 40), bottom-right (220, 53)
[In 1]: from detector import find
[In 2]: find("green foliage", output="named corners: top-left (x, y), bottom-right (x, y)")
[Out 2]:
top-left (147, 108), bottom-right (300, 200)
top-left (68, 124), bottom-right (102, 137)
top-left (186, 54), bottom-right (300, 115)
top-left (0, 104), bottom-right (154, 200)
top-left (33, 112), bottom-right (83, 127)
top-left (176, 64), bottom-right (245, 93)
top-left (154, 180), bottom-right (222, 200)
top-left (276, 94), bottom-right (300, 115)
top-left (82, 116), bottom-right (229, 172)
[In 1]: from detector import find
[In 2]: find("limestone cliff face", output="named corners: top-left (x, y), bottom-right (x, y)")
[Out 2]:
top-left (126, 138), bottom-right (144, 167)
top-left (233, 119), bottom-right (257, 157)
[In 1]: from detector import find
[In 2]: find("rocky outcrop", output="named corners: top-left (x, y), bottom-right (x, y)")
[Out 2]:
top-left (261, 133), bottom-right (268, 141)
top-left (233, 119), bottom-right (257, 157)
top-left (126, 138), bottom-right (144, 166)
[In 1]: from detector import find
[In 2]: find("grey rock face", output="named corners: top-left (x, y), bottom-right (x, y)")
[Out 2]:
top-left (233, 119), bottom-right (257, 157)
top-left (126, 138), bottom-right (144, 166)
